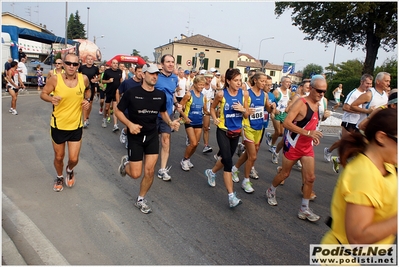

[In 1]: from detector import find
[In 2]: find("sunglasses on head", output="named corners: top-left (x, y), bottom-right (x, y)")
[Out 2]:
top-left (64, 61), bottom-right (79, 67)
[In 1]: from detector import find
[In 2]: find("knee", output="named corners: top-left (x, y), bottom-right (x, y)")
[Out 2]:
top-left (304, 175), bottom-right (316, 184)
top-left (69, 157), bottom-right (79, 167)
top-left (280, 169), bottom-right (291, 179)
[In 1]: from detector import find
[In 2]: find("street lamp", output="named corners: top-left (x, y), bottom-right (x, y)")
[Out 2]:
top-left (257, 36), bottom-right (275, 60)
top-left (87, 7), bottom-right (90, 39)
top-left (94, 35), bottom-right (104, 44)
top-left (294, 59), bottom-right (304, 72)
top-left (281, 51), bottom-right (294, 80)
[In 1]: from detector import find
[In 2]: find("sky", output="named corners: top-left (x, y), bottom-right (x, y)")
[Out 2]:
top-left (2, 1), bottom-right (397, 72)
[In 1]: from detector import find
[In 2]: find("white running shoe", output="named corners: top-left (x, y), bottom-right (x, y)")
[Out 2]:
top-left (180, 159), bottom-right (190, 171)
top-left (242, 181), bottom-right (255, 193)
top-left (324, 147), bottom-right (332, 162)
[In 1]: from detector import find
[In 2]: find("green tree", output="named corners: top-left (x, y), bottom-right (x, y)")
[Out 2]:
top-left (275, 2), bottom-right (397, 75)
top-left (67, 11), bottom-right (86, 40)
top-left (131, 49), bottom-right (140, 56)
top-left (302, 64), bottom-right (323, 80)
top-left (326, 59), bottom-right (363, 81)
top-left (375, 57), bottom-right (398, 88)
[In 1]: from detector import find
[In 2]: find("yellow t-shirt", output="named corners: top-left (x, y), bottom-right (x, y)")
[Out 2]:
top-left (50, 73), bottom-right (86, 130)
top-left (321, 153), bottom-right (397, 245)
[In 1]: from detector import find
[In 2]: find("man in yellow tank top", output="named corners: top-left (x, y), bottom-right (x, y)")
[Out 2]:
top-left (40, 53), bottom-right (90, 192)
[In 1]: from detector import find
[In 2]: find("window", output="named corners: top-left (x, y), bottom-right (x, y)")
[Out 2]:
top-left (270, 70), bottom-right (276, 77)
top-left (203, 58), bottom-right (209, 70)
top-left (215, 59), bottom-right (220, 68)
top-left (205, 49), bottom-right (209, 52)
top-left (192, 57), bottom-right (197, 69)
top-left (229, 60), bottom-right (234, 68)
top-left (193, 48), bottom-right (198, 50)
top-left (216, 51), bottom-right (221, 53)
top-left (176, 55), bottom-right (182, 65)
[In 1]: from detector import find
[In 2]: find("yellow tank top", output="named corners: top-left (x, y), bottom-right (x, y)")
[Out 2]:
top-left (50, 73), bottom-right (86, 130)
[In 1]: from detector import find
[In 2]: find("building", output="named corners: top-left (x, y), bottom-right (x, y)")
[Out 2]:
top-left (154, 34), bottom-right (239, 72)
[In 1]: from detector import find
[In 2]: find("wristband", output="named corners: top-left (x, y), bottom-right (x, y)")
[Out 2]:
top-left (307, 130), bottom-right (310, 136)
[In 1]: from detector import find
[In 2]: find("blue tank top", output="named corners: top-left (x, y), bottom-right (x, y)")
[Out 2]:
top-left (184, 90), bottom-right (204, 126)
top-left (219, 88), bottom-right (244, 131)
top-left (245, 89), bottom-right (265, 130)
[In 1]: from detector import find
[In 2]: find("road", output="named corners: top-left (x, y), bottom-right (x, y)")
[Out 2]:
top-left (2, 92), bottom-right (342, 265)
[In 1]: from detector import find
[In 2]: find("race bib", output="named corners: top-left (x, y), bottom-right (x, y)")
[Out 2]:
top-left (250, 107), bottom-right (264, 120)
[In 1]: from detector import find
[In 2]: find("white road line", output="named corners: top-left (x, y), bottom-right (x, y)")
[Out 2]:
top-left (2, 193), bottom-right (70, 265)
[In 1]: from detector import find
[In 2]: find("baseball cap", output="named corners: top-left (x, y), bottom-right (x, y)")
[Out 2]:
top-left (210, 67), bottom-right (217, 72)
top-left (388, 91), bottom-right (397, 105)
top-left (199, 69), bottom-right (207, 75)
top-left (184, 70), bottom-right (190, 75)
top-left (204, 72), bottom-right (213, 78)
top-left (142, 63), bottom-right (160, 74)
top-left (216, 72), bottom-right (221, 76)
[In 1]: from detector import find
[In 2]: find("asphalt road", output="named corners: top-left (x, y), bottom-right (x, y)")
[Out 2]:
top-left (2, 93), bottom-right (342, 265)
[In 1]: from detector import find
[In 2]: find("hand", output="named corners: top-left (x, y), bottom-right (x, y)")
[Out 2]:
top-left (128, 123), bottom-right (143, 135)
top-left (323, 110), bottom-right (331, 118)
top-left (308, 130), bottom-right (323, 140)
top-left (109, 78), bottom-right (114, 83)
top-left (313, 138), bottom-right (320, 146)
top-left (184, 117), bottom-right (192, 124)
top-left (52, 96), bottom-right (62, 106)
top-left (232, 101), bottom-right (245, 113)
top-left (82, 99), bottom-right (91, 110)
top-left (213, 118), bottom-right (220, 125)
top-left (170, 119), bottom-right (180, 132)
top-left (176, 103), bottom-right (183, 113)
top-left (248, 107), bottom-right (256, 116)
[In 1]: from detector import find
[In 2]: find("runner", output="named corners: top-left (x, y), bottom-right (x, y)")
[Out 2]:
top-left (116, 63), bottom-right (180, 214)
top-left (204, 68), bottom-right (250, 208)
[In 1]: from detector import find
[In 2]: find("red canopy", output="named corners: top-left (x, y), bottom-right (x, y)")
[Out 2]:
top-left (106, 55), bottom-right (146, 66)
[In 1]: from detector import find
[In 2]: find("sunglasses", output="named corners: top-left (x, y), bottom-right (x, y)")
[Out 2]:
top-left (313, 87), bottom-right (327, 94)
top-left (55, 62), bottom-right (62, 65)
top-left (386, 133), bottom-right (397, 143)
top-left (64, 61), bottom-right (79, 67)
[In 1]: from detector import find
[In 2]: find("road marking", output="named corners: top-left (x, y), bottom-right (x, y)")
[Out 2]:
top-left (2, 193), bottom-right (70, 265)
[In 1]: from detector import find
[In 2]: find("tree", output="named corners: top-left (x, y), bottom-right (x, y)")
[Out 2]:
top-left (302, 64), bottom-right (323, 80)
top-left (275, 2), bottom-right (397, 75)
top-left (325, 59), bottom-right (363, 81)
top-left (67, 11), bottom-right (86, 40)
top-left (374, 57), bottom-right (398, 88)
top-left (131, 49), bottom-right (140, 56)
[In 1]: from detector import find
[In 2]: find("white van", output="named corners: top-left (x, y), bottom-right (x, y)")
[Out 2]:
top-left (2, 32), bottom-right (12, 69)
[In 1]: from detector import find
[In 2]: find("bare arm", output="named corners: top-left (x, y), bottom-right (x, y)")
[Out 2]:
top-left (346, 203), bottom-right (397, 244)
top-left (210, 90), bottom-right (223, 125)
top-left (350, 91), bottom-right (373, 114)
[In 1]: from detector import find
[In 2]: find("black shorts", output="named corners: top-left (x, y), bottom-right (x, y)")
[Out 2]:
top-left (176, 96), bottom-right (183, 103)
top-left (6, 86), bottom-right (18, 94)
top-left (184, 123), bottom-right (203, 129)
top-left (99, 89), bottom-right (105, 99)
top-left (51, 127), bottom-right (83, 144)
top-left (89, 84), bottom-right (96, 101)
top-left (127, 131), bottom-right (159, 162)
top-left (341, 121), bottom-right (357, 133)
top-left (105, 89), bottom-right (116, 103)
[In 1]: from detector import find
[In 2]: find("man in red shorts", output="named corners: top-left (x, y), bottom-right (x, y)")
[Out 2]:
top-left (265, 75), bottom-right (325, 222)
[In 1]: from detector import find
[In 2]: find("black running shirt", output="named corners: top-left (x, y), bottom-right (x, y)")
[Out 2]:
top-left (117, 86), bottom-right (167, 134)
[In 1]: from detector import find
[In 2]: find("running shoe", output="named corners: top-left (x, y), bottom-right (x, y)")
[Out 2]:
top-left (107, 116), bottom-right (111, 123)
top-left (118, 155), bottom-right (129, 177)
top-left (232, 168), bottom-right (240, 183)
top-left (185, 136), bottom-right (190, 147)
top-left (205, 169), bottom-right (216, 187)
top-left (202, 145), bottom-right (213, 153)
top-left (268, 146), bottom-right (276, 154)
top-left (86, 119), bottom-right (90, 126)
top-left (294, 160), bottom-right (302, 170)
top-left (135, 199), bottom-right (152, 214)
top-left (228, 192), bottom-right (242, 208)
top-left (157, 166), bottom-right (172, 181)
top-left (11, 109), bottom-right (18, 115)
top-left (242, 181), bottom-right (254, 193)
top-left (324, 147), bottom-right (332, 162)
top-left (272, 152), bottom-right (279, 164)
top-left (266, 188), bottom-right (278, 206)
top-left (180, 159), bottom-right (190, 171)
top-left (125, 140), bottom-right (128, 149)
top-left (65, 167), bottom-right (75, 188)
top-left (53, 177), bottom-right (64, 192)
top-left (102, 118), bottom-right (107, 128)
top-left (332, 156), bottom-right (340, 173)
top-left (120, 129), bottom-right (127, 144)
top-left (187, 159), bottom-right (194, 168)
top-left (83, 120), bottom-right (88, 128)
top-left (265, 132), bottom-right (272, 146)
top-left (113, 124), bottom-right (119, 132)
top-left (99, 108), bottom-right (103, 115)
top-left (110, 109), bottom-right (114, 115)
top-left (249, 167), bottom-right (259, 179)
top-left (236, 142), bottom-right (245, 157)
top-left (298, 207), bottom-right (320, 222)
top-left (213, 153), bottom-right (221, 161)
top-left (9, 108), bottom-right (13, 113)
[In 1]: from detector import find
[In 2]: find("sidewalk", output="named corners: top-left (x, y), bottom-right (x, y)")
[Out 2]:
top-left (2, 228), bottom-right (27, 265)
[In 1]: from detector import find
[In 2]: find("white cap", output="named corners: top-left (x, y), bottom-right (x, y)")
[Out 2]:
top-left (199, 69), bottom-right (207, 75)
top-left (142, 63), bottom-right (160, 73)
top-left (210, 67), bottom-right (217, 72)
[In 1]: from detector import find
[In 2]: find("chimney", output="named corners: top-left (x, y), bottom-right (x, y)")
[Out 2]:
top-left (174, 37), bottom-right (177, 42)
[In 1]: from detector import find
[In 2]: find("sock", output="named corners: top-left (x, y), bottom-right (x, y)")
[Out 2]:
top-left (243, 178), bottom-right (250, 184)
top-left (228, 192), bottom-right (234, 198)
top-left (183, 157), bottom-right (189, 161)
top-left (301, 198), bottom-right (310, 209)
top-left (137, 196), bottom-right (144, 202)
top-left (57, 175), bottom-right (63, 178)
top-left (251, 166), bottom-right (255, 171)
top-left (66, 166), bottom-right (73, 173)
top-left (270, 185), bottom-right (277, 194)
top-left (232, 165), bottom-right (238, 172)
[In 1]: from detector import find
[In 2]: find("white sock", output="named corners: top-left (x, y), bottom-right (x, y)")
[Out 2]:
top-left (270, 185), bottom-right (277, 194)
top-left (66, 166), bottom-right (73, 173)
top-left (301, 198), bottom-right (309, 209)
top-left (243, 178), bottom-right (250, 184)
top-left (232, 165), bottom-right (238, 172)
top-left (137, 196), bottom-right (144, 202)
top-left (228, 192), bottom-right (234, 198)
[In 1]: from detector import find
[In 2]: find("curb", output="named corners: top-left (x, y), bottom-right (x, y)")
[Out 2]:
top-left (2, 228), bottom-right (27, 265)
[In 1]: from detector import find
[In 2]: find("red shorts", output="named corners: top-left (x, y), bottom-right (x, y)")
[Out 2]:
top-left (283, 142), bottom-right (314, 161)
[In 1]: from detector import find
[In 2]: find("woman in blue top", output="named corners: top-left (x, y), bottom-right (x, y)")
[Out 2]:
top-left (179, 76), bottom-right (208, 171)
top-left (205, 68), bottom-right (250, 208)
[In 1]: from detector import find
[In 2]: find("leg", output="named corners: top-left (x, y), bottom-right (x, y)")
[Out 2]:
top-left (66, 140), bottom-right (82, 170)
top-left (139, 154), bottom-right (158, 197)
top-left (300, 156), bottom-right (316, 200)
top-left (202, 115), bottom-right (210, 147)
top-left (272, 155), bottom-right (295, 187)
top-left (52, 141), bottom-right (66, 176)
top-left (160, 132), bottom-right (171, 169)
